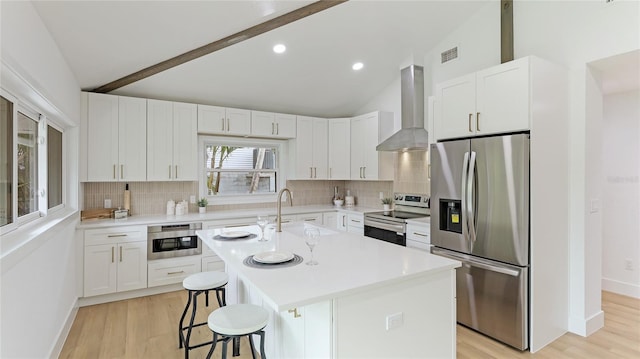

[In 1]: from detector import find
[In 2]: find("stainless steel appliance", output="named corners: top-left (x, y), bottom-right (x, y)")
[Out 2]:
top-left (147, 222), bottom-right (202, 260)
top-left (364, 193), bottom-right (430, 246)
top-left (430, 133), bottom-right (530, 350)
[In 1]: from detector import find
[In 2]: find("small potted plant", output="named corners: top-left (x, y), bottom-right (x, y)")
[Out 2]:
top-left (197, 197), bottom-right (208, 214)
top-left (381, 197), bottom-right (393, 212)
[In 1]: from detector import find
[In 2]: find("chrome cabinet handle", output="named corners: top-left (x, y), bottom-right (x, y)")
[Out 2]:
top-left (119, 246), bottom-right (123, 262)
top-left (468, 114), bottom-right (473, 132)
top-left (107, 234), bottom-right (128, 238)
top-left (168, 271), bottom-right (185, 275)
top-left (342, 216), bottom-right (346, 227)
top-left (175, 165), bottom-right (178, 179)
top-left (120, 164), bottom-right (124, 179)
top-left (476, 112), bottom-right (480, 131)
top-left (221, 118), bottom-right (225, 131)
top-left (113, 165), bottom-right (116, 179)
top-left (272, 122), bottom-right (275, 135)
top-left (310, 167), bottom-right (313, 178)
top-left (227, 118), bottom-right (230, 132)
top-left (276, 123), bottom-right (279, 135)
top-left (169, 165), bottom-right (172, 179)
top-left (111, 247), bottom-right (114, 263)
top-left (288, 308), bottom-right (301, 318)
top-left (413, 232), bottom-right (428, 237)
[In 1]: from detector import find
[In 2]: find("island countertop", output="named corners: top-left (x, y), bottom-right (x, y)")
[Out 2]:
top-left (197, 223), bottom-right (460, 312)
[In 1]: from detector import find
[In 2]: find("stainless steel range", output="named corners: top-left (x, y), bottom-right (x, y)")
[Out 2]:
top-left (364, 193), bottom-right (430, 246)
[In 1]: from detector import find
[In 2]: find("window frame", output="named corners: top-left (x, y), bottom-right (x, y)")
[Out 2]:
top-left (0, 89), bottom-right (66, 235)
top-left (198, 135), bottom-right (288, 205)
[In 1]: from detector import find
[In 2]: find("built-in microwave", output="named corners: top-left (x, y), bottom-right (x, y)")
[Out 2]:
top-left (147, 222), bottom-right (202, 260)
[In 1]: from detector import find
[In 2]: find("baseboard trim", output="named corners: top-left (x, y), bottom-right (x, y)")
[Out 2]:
top-left (78, 283), bottom-right (183, 307)
top-left (50, 298), bottom-right (78, 359)
top-left (602, 277), bottom-right (640, 299)
top-left (568, 309), bottom-right (604, 337)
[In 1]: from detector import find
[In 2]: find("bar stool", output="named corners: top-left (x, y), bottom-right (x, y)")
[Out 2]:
top-left (206, 304), bottom-right (269, 359)
top-left (178, 271), bottom-right (229, 359)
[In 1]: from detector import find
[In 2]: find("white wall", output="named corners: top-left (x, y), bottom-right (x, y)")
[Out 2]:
top-left (602, 89), bottom-right (640, 298)
top-left (1, 1), bottom-right (81, 358)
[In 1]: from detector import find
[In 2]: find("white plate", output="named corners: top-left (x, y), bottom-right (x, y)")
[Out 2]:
top-left (219, 231), bottom-right (252, 239)
top-left (253, 251), bottom-right (294, 264)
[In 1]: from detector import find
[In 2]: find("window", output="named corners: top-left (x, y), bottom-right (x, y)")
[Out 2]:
top-left (47, 125), bottom-right (63, 209)
top-left (17, 110), bottom-right (38, 217)
top-left (200, 137), bottom-right (284, 203)
top-left (1, 94), bottom-right (64, 231)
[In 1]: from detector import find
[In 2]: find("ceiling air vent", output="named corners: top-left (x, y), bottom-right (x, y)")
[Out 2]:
top-left (441, 47), bottom-right (458, 64)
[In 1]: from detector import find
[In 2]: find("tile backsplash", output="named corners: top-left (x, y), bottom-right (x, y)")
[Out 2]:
top-left (394, 151), bottom-right (430, 195)
top-left (82, 179), bottom-right (395, 216)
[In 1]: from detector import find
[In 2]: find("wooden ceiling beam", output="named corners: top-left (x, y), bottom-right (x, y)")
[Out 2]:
top-left (91, 0), bottom-right (348, 93)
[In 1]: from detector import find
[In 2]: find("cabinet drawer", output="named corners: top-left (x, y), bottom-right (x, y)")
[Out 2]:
top-left (147, 256), bottom-right (201, 287)
top-left (347, 214), bottom-right (364, 229)
top-left (85, 225), bottom-right (147, 246)
top-left (406, 224), bottom-right (431, 245)
top-left (296, 213), bottom-right (323, 223)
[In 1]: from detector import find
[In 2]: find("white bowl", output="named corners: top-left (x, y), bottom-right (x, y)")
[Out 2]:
top-left (333, 199), bottom-right (344, 207)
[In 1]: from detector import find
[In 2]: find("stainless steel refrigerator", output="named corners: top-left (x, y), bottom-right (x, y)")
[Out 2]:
top-left (430, 133), bottom-right (529, 350)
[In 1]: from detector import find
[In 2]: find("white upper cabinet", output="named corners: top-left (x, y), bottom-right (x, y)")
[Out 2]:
top-left (291, 116), bottom-right (328, 179)
top-left (435, 57), bottom-right (530, 140)
top-left (328, 118), bottom-right (351, 180)
top-left (87, 93), bottom-right (147, 181)
top-left (198, 104), bottom-right (251, 136)
top-left (147, 99), bottom-right (198, 181)
top-left (251, 111), bottom-right (296, 138)
top-left (350, 111), bottom-right (394, 180)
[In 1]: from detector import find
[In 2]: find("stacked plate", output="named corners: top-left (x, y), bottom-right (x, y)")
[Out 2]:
top-left (219, 231), bottom-right (251, 239)
top-left (253, 251), bottom-right (294, 264)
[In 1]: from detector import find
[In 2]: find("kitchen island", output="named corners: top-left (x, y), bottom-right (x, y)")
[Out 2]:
top-left (196, 222), bottom-right (460, 358)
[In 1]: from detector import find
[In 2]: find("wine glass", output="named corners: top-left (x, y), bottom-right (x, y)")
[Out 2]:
top-left (257, 215), bottom-right (269, 241)
top-left (304, 227), bottom-right (320, 266)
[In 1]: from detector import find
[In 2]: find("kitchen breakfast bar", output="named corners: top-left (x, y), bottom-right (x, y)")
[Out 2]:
top-left (196, 222), bottom-right (460, 358)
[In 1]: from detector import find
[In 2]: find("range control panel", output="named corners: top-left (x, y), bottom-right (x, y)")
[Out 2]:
top-left (393, 193), bottom-right (430, 208)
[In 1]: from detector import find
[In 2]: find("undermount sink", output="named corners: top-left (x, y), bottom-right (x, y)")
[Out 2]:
top-left (282, 222), bottom-right (338, 237)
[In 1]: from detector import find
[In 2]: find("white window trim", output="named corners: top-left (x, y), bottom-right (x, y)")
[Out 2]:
top-left (198, 135), bottom-right (289, 205)
top-left (0, 88), bottom-right (67, 236)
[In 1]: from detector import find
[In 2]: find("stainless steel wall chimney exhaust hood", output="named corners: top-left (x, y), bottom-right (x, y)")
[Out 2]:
top-left (376, 65), bottom-right (429, 152)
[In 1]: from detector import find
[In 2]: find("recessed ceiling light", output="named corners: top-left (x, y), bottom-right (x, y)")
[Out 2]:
top-left (273, 44), bottom-right (286, 54)
top-left (352, 62), bottom-right (364, 71)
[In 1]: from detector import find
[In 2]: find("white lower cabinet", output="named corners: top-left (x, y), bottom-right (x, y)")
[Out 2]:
top-left (337, 212), bottom-right (348, 231)
top-left (83, 226), bottom-right (147, 297)
top-left (346, 213), bottom-right (364, 235)
top-left (147, 256), bottom-right (201, 288)
top-left (322, 212), bottom-right (337, 229)
top-left (406, 222), bottom-right (431, 252)
top-left (278, 301), bottom-right (332, 359)
top-left (202, 245), bottom-right (225, 272)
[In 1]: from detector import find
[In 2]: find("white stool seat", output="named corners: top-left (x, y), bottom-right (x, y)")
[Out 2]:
top-left (183, 271), bottom-right (228, 291)
top-left (208, 304), bottom-right (269, 336)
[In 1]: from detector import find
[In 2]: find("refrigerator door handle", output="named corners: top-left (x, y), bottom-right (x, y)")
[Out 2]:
top-left (461, 152), bottom-right (470, 245)
top-left (468, 151), bottom-right (477, 246)
top-left (431, 248), bottom-right (521, 277)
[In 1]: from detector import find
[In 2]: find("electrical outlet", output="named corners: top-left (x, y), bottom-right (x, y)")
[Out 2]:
top-left (625, 259), bottom-right (633, 271)
top-left (590, 199), bottom-right (600, 213)
top-left (104, 199), bottom-right (111, 208)
top-left (189, 195), bottom-right (196, 204)
top-left (385, 312), bottom-right (403, 330)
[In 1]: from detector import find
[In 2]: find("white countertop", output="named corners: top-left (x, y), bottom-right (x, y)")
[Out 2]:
top-left (197, 223), bottom-right (459, 312)
top-left (77, 205), bottom-right (378, 229)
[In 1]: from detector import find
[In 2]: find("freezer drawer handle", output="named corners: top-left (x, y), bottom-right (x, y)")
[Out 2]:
top-left (432, 248), bottom-right (521, 277)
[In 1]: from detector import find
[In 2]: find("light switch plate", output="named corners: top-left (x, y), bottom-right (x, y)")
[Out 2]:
top-left (104, 199), bottom-right (111, 208)
top-left (190, 195), bottom-right (196, 204)
top-left (385, 312), bottom-right (403, 330)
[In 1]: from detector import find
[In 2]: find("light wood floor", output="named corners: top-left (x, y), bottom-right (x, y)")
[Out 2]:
top-left (60, 290), bottom-right (639, 358)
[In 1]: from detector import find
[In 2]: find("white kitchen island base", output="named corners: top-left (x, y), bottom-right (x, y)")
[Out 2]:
top-left (198, 223), bottom-right (459, 358)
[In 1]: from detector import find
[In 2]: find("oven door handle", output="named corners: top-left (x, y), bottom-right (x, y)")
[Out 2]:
top-left (364, 219), bottom-right (405, 234)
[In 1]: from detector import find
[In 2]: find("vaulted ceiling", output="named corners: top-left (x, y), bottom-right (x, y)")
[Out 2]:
top-left (33, 1), bottom-right (490, 117)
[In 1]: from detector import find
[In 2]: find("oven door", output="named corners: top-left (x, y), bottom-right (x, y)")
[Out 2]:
top-left (364, 217), bottom-right (406, 246)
